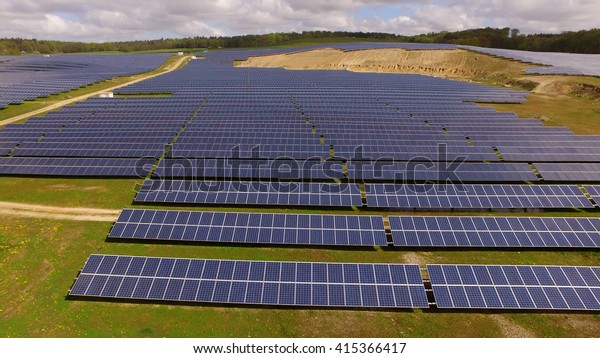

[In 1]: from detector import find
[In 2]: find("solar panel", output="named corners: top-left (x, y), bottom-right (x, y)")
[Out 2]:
top-left (365, 184), bottom-right (592, 209)
top-left (390, 216), bottom-right (600, 248)
top-left (153, 158), bottom-right (344, 180)
top-left (584, 186), bottom-right (600, 204)
top-left (428, 264), bottom-right (600, 310)
top-left (69, 254), bottom-right (429, 308)
top-left (348, 162), bottom-right (537, 182)
top-left (169, 143), bottom-right (331, 160)
top-left (135, 180), bottom-right (362, 207)
top-left (498, 146), bottom-right (600, 162)
top-left (0, 157), bottom-right (154, 177)
top-left (0, 142), bottom-right (17, 156)
top-left (535, 163), bottom-right (600, 182)
top-left (5, 44), bottom-right (594, 186)
top-left (333, 145), bottom-right (499, 162)
top-left (0, 54), bottom-right (170, 107)
top-left (11, 142), bottom-right (166, 158)
top-left (108, 209), bottom-right (388, 246)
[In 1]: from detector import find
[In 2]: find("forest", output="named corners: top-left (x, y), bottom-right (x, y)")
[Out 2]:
top-left (1, 27), bottom-right (599, 55)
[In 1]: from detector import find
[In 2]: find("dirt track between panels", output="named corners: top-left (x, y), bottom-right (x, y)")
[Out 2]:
top-left (0, 201), bottom-right (120, 222)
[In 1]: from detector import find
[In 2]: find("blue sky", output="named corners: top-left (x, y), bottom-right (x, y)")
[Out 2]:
top-left (1, 0), bottom-right (598, 42)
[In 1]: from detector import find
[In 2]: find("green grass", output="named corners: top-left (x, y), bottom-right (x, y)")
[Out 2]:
top-left (0, 177), bottom-right (141, 209)
top-left (481, 91), bottom-right (600, 135)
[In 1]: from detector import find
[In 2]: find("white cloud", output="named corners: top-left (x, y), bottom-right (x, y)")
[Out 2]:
top-left (0, 0), bottom-right (597, 42)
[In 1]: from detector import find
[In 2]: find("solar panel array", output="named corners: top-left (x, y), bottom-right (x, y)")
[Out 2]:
top-left (4, 44), bottom-right (597, 188)
top-left (348, 162), bottom-right (538, 182)
top-left (0, 54), bottom-right (171, 108)
top-left (0, 157), bottom-right (154, 177)
top-left (12, 142), bottom-right (167, 158)
top-left (108, 209), bottom-right (388, 246)
top-left (365, 184), bottom-right (592, 209)
top-left (428, 264), bottom-right (600, 310)
top-left (69, 254), bottom-right (430, 308)
top-left (153, 158), bottom-right (345, 180)
top-left (535, 163), bottom-right (600, 182)
top-left (0, 96), bottom-right (199, 176)
top-left (390, 216), bottom-right (600, 248)
top-left (497, 146), bottom-right (600, 162)
top-left (135, 180), bottom-right (363, 207)
top-left (461, 45), bottom-right (600, 77)
top-left (4, 45), bottom-right (600, 314)
top-left (584, 186), bottom-right (600, 204)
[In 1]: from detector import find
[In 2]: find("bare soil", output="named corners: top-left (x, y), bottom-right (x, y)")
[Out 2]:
top-left (238, 48), bottom-right (529, 81)
top-left (0, 201), bottom-right (119, 222)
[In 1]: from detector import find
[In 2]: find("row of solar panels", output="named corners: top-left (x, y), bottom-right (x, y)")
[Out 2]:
top-left (108, 208), bottom-right (600, 249)
top-left (9, 123), bottom-right (591, 161)
top-left (135, 180), bottom-right (600, 209)
top-left (3, 156), bottom-right (600, 184)
top-left (68, 254), bottom-right (600, 311)
top-left (0, 54), bottom-right (171, 108)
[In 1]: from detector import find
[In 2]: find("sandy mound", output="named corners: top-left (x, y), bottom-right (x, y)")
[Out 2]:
top-left (237, 48), bottom-right (530, 81)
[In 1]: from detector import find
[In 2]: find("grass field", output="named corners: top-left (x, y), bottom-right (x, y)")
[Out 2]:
top-left (480, 75), bottom-right (600, 135)
top-left (0, 46), bottom-right (599, 338)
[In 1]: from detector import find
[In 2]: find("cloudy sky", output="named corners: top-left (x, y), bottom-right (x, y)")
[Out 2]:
top-left (1, 0), bottom-right (598, 42)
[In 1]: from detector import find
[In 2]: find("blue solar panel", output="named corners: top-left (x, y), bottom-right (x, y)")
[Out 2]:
top-left (169, 143), bottom-right (331, 160)
top-left (0, 157), bottom-right (154, 177)
top-left (0, 54), bottom-right (171, 108)
top-left (109, 209), bottom-right (388, 246)
top-left (535, 163), bottom-right (600, 181)
top-left (390, 216), bottom-right (600, 248)
top-left (135, 180), bottom-right (362, 207)
top-left (3, 45), bottom-right (595, 189)
top-left (348, 162), bottom-right (538, 182)
top-left (365, 184), bottom-right (592, 209)
top-left (428, 264), bottom-right (600, 310)
top-left (0, 142), bottom-right (17, 156)
top-left (153, 158), bottom-right (344, 180)
top-left (498, 146), bottom-right (600, 162)
top-left (12, 142), bottom-right (166, 158)
top-left (69, 254), bottom-right (429, 308)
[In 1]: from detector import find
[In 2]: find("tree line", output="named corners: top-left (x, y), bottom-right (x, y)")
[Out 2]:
top-left (1, 28), bottom-right (599, 55)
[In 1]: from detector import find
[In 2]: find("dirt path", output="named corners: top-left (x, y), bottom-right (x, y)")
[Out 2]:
top-left (0, 55), bottom-right (191, 127)
top-left (490, 315), bottom-right (535, 338)
top-left (0, 201), bottom-right (120, 222)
